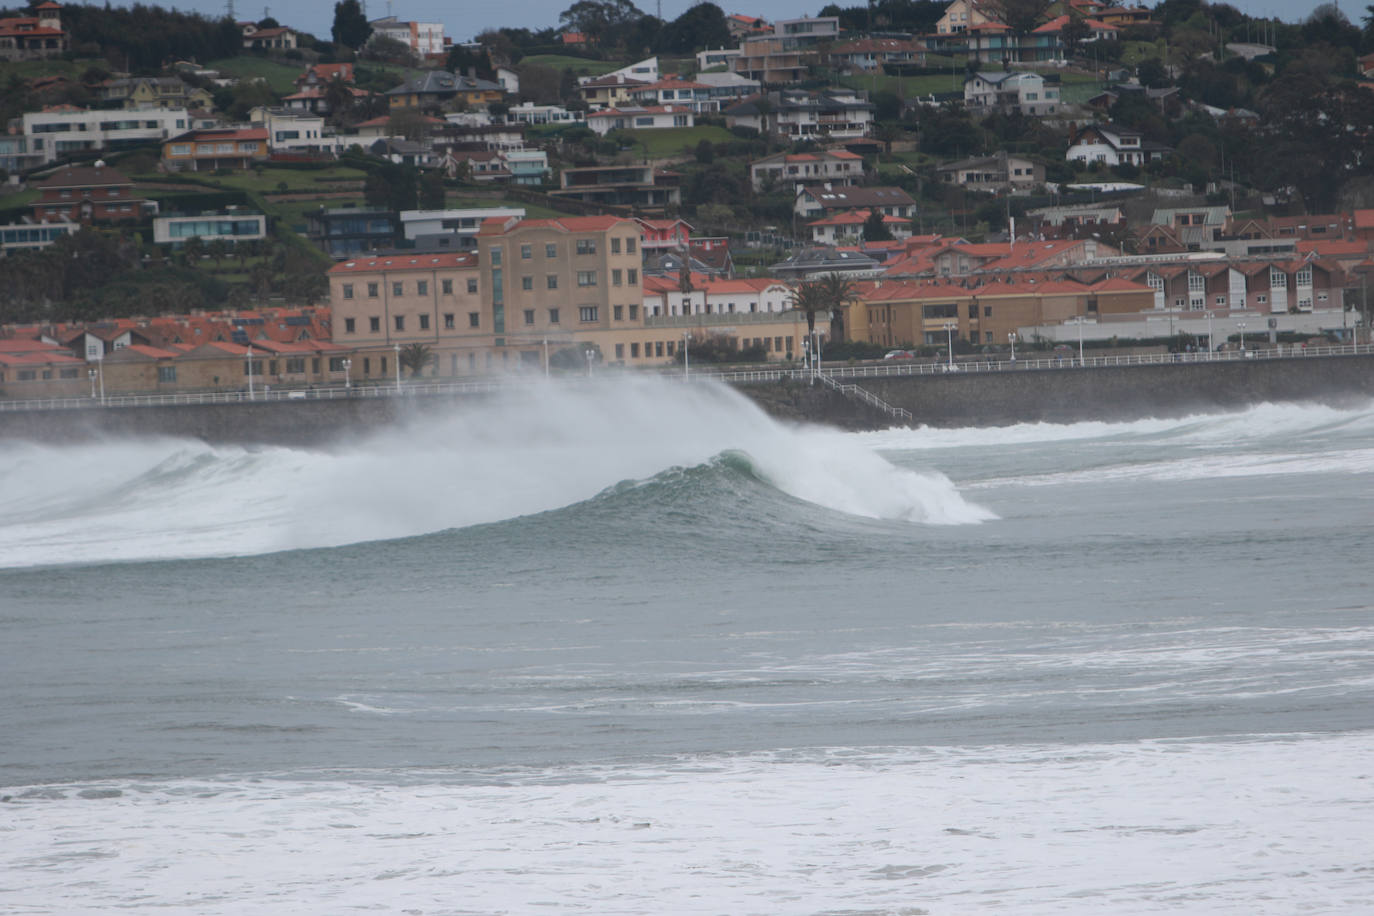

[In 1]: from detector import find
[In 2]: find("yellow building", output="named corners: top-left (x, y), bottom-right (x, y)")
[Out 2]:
top-left (328, 216), bottom-right (811, 375)
top-left (385, 71), bottom-right (506, 111)
top-left (162, 127), bottom-right (270, 171)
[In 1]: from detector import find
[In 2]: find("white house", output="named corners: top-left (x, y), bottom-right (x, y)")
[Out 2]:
top-left (585, 105), bottom-right (694, 136)
top-left (506, 102), bottom-right (584, 126)
top-left (583, 56), bottom-right (659, 86)
top-left (1066, 123), bottom-right (1173, 166)
top-left (400, 206), bottom-right (525, 246)
top-left (964, 71), bottom-right (1059, 116)
top-left (808, 208), bottom-right (911, 244)
top-left (21, 106), bottom-right (191, 165)
top-left (750, 148), bottom-right (865, 192)
top-left (249, 107), bottom-right (343, 153)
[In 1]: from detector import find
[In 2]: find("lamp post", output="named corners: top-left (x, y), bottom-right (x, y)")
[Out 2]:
top-left (1206, 311), bottom-right (1214, 358)
top-left (543, 338), bottom-right (550, 378)
top-left (1075, 316), bottom-right (1084, 366)
top-left (1237, 320), bottom-right (1247, 353)
top-left (1008, 331), bottom-right (1016, 362)
top-left (246, 345), bottom-right (254, 400)
top-left (683, 331), bottom-right (690, 380)
top-left (88, 367), bottom-right (97, 399)
top-left (944, 322), bottom-right (956, 370)
top-left (393, 342), bottom-right (401, 392)
top-left (342, 357), bottom-right (352, 390)
top-left (585, 346), bottom-right (594, 377)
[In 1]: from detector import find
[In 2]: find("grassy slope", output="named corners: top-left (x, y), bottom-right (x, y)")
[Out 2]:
top-left (520, 54), bottom-right (622, 76)
top-left (613, 124), bottom-right (735, 158)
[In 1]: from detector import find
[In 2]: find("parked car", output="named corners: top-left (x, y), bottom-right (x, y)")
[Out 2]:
top-left (883, 349), bottom-right (915, 360)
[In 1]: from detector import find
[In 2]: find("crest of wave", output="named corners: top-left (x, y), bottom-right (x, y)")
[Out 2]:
top-left (0, 377), bottom-right (991, 568)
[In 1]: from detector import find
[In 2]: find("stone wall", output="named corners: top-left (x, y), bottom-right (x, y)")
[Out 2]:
top-left (2, 355), bottom-right (1373, 446)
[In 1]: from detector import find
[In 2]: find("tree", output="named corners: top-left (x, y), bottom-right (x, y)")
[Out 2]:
top-left (862, 209), bottom-right (893, 242)
top-left (331, 0), bottom-right (371, 49)
top-left (788, 272), bottom-right (858, 351)
top-left (419, 170), bottom-right (447, 210)
top-left (323, 76), bottom-right (357, 124)
top-left (658, 2), bottom-right (730, 54)
top-left (980, 0), bottom-right (1052, 40)
top-left (398, 343), bottom-right (436, 377)
top-left (559, 0), bottom-right (645, 47)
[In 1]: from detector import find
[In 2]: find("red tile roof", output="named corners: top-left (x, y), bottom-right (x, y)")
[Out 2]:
top-left (329, 252), bottom-right (478, 273)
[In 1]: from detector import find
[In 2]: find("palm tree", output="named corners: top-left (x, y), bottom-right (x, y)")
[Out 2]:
top-left (790, 272), bottom-right (859, 348)
top-left (398, 342), bottom-right (435, 378)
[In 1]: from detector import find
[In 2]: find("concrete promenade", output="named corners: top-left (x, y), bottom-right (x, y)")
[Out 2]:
top-left (1, 345), bottom-right (1373, 445)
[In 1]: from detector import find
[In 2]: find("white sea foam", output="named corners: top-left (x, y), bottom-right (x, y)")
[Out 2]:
top-left (3, 734), bottom-right (1371, 915)
top-left (859, 399), bottom-right (1374, 453)
top-left (0, 378), bottom-right (990, 569)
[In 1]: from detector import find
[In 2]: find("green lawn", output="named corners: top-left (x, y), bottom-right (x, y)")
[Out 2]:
top-left (611, 124), bottom-right (735, 158)
top-left (203, 165), bottom-right (370, 194)
top-left (0, 57), bottom-right (100, 84)
top-left (207, 56), bottom-right (306, 94)
top-left (521, 54), bottom-right (623, 76)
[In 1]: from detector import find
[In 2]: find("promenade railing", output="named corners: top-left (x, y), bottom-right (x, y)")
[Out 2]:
top-left (1, 342), bottom-right (1370, 413)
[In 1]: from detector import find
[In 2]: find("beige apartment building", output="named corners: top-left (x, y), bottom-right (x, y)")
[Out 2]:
top-left (328, 215), bottom-right (810, 374)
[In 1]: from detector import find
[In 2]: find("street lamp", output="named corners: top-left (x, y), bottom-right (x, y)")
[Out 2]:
top-left (584, 347), bottom-right (594, 377)
top-left (1206, 311), bottom-right (1214, 358)
top-left (88, 367), bottom-right (97, 399)
top-left (246, 345), bottom-right (254, 400)
top-left (1008, 331), bottom-right (1016, 362)
top-left (944, 322), bottom-right (956, 370)
top-left (342, 357), bottom-right (352, 390)
top-left (683, 331), bottom-right (690, 380)
top-left (1074, 316), bottom-right (1084, 366)
top-left (1237, 320), bottom-right (1247, 353)
top-left (393, 342), bottom-right (401, 392)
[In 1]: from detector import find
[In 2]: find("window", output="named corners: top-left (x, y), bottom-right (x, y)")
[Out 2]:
top-left (521, 244), bottom-right (532, 259)
top-left (967, 304), bottom-right (977, 318)
top-left (549, 308), bottom-right (560, 324)
top-left (490, 247), bottom-right (502, 266)
top-left (368, 283), bottom-right (379, 298)
top-left (419, 314), bottom-right (430, 330)
top-left (158, 366), bottom-right (177, 382)
top-left (444, 313), bottom-right (454, 329)
top-left (614, 305), bottom-right (623, 320)
top-left (547, 275), bottom-right (558, 289)
top-left (546, 243), bottom-right (557, 257)
top-left (392, 282), bottom-right (403, 297)
top-left (442, 279), bottom-right (453, 295)
top-left (345, 318), bottom-right (355, 333)
top-left (285, 357), bottom-right (306, 374)
top-left (1257, 294), bottom-right (1268, 304)
top-left (578, 270), bottom-right (597, 287)
top-left (522, 276), bottom-right (533, 290)
top-left (330, 357), bottom-right (347, 372)
top-left (342, 283), bottom-right (354, 299)
top-left (1215, 296), bottom-right (1227, 306)
top-left (579, 306), bottom-right (598, 322)
top-left (1188, 272), bottom-right (1205, 293)
top-left (1296, 266), bottom-right (1312, 286)
top-left (524, 309), bottom-right (535, 325)
top-left (576, 238), bottom-right (597, 255)
top-left (467, 278), bottom-right (477, 294)
top-left (627, 269), bottom-right (638, 285)
top-left (631, 342), bottom-right (640, 357)
top-left (469, 312), bottom-right (480, 328)
top-left (369, 316), bottom-right (380, 332)
top-left (626, 237), bottom-right (636, 254)
top-left (417, 280), bottom-right (428, 296)
top-left (395, 315), bottom-right (405, 331)
top-left (612, 268), bottom-right (623, 286)
top-left (615, 343), bottom-right (624, 358)
top-left (628, 304), bottom-right (638, 320)
top-left (984, 306), bottom-right (992, 317)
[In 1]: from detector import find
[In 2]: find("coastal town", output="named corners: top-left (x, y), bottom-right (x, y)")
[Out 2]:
top-left (2, 0), bottom-right (1373, 398)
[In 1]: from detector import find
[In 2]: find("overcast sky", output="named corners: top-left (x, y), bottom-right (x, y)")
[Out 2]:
top-left (94, 0), bottom-right (1356, 45)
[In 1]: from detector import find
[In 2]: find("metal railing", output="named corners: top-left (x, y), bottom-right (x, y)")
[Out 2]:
top-left (1, 343), bottom-right (1369, 414)
top-left (814, 372), bottom-right (913, 421)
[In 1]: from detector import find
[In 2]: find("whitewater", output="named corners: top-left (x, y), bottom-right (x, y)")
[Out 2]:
top-left (2, 378), bottom-right (1372, 914)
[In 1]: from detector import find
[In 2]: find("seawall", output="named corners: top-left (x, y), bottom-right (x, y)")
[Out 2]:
top-left (740, 354), bottom-right (1374, 430)
top-left (2, 355), bottom-right (1373, 446)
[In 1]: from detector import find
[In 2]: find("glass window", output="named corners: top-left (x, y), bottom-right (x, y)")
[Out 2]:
top-left (467, 278), bottom-right (477, 293)
top-left (577, 270), bottom-right (597, 287)
top-left (444, 313), bottom-right (454, 328)
top-left (522, 276), bottom-right (533, 290)
top-left (369, 316), bottom-right (380, 332)
top-left (394, 315), bottom-right (405, 331)
top-left (469, 312), bottom-right (480, 328)
top-left (524, 309), bottom-right (535, 325)
top-left (342, 283), bottom-right (354, 299)
top-left (392, 282), bottom-right (403, 297)
top-left (419, 314), bottom-right (429, 330)
top-left (547, 275), bottom-right (558, 289)
top-left (442, 279), bottom-right (453, 295)
top-left (417, 280), bottom-right (428, 296)
top-left (548, 308), bottom-right (560, 324)
top-left (367, 283), bottom-right (379, 298)
top-left (345, 317), bottom-right (355, 333)
top-left (546, 243), bottom-right (557, 257)
top-left (576, 239), bottom-right (597, 255)
top-left (521, 244), bottom-right (533, 259)
top-left (579, 306), bottom-right (598, 322)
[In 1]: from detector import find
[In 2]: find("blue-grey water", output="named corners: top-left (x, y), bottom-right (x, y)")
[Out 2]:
top-left (3, 378), bottom-right (1372, 914)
